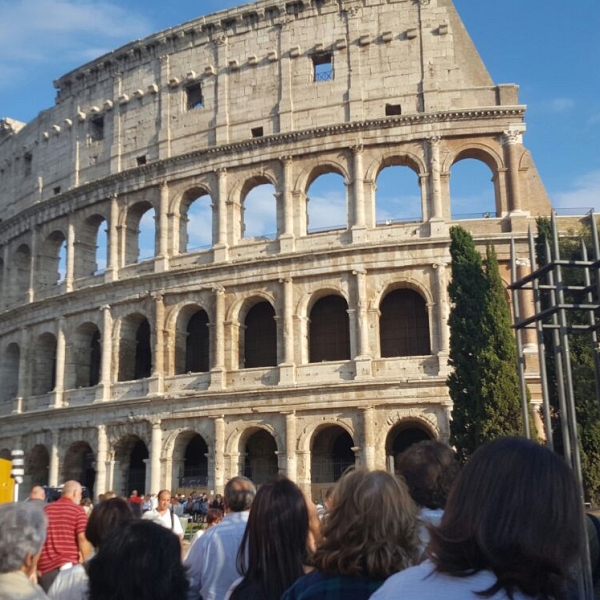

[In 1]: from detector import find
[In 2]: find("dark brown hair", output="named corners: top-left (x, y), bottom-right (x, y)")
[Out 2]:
top-left (313, 468), bottom-right (418, 579)
top-left (396, 440), bottom-right (459, 509)
top-left (85, 497), bottom-right (133, 549)
top-left (429, 437), bottom-right (585, 599)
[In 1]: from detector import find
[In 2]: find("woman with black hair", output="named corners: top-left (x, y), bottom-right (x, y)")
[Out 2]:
top-left (227, 474), bottom-right (318, 600)
top-left (372, 437), bottom-right (586, 600)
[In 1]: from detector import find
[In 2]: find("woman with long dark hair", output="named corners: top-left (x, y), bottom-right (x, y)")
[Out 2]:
top-left (227, 474), bottom-right (316, 600)
top-left (372, 437), bottom-right (585, 600)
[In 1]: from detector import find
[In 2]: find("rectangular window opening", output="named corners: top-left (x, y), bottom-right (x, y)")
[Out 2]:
top-left (89, 116), bottom-right (104, 141)
top-left (136, 155), bottom-right (147, 166)
top-left (251, 127), bottom-right (264, 138)
top-left (385, 103), bottom-right (402, 116)
top-left (23, 153), bottom-right (32, 177)
top-left (186, 83), bottom-right (204, 110)
top-left (313, 53), bottom-right (333, 82)
top-left (53, 186), bottom-right (61, 195)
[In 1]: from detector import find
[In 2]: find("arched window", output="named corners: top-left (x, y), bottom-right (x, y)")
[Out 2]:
top-left (14, 244), bottom-right (31, 304)
top-left (33, 333), bottom-right (57, 395)
top-left (118, 315), bottom-right (152, 381)
top-left (375, 165), bottom-right (421, 224)
top-left (379, 289), bottom-right (431, 356)
top-left (185, 310), bottom-right (210, 373)
top-left (37, 231), bottom-right (66, 291)
top-left (309, 296), bottom-right (350, 362)
top-left (243, 429), bottom-right (278, 485)
top-left (450, 158), bottom-right (497, 219)
top-left (242, 183), bottom-right (277, 239)
top-left (0, 343), bottom-right (20, 402)
top-left (180, 190), bottom-right (212, 253)
top-left (311, 426), bottom-right (355, 485)
top-left (71, 322), bottom-right (102, 389)
top-left (244, 301), bottom-right (277, 368)
top-left (125, 202), bottom-right (156, 264)
top-left (306, 172), bottom-right (346, 234)
top-left (75, 215), bottom-right (108, 278)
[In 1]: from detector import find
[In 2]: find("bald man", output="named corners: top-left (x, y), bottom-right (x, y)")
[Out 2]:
top-left (28, 486), bottom-right (46, 502)
top-left (37, 481), bottom-right (91, 592)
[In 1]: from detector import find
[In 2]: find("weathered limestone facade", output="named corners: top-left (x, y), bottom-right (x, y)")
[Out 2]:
top-left (0, 0), bottom-right (555, 499)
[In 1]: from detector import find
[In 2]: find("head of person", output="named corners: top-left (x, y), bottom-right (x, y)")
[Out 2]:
top-left (235, 475), bottom-right (311, 599)
top-left (88, 520), bottom-right (188, 600)
top-left (156, 490), bottom-right (171, 513)
top-left (102, 491), bottom-right (116, 500)
top-left (86, 498), bottom-right (134, 550)
top-left (0, 502), bottom-right (47, 578)
top-left (396, 440), bottom-right (460, 510)
top-left (29, 485), bottom-right (46, 502)
top-left (224, 476), bottom-right (256, 513)
top-left (62, 480), bottom-right (83, 504)
top-left (314, 468), bottom-right (418, 579)
top-left (206, 508), bottom-right (223, 527)
top-left (429, 437), bottom-right (585, 599)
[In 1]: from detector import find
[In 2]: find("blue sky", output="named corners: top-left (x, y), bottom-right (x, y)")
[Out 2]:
top-left (0, 0), bottom-right (598, 237)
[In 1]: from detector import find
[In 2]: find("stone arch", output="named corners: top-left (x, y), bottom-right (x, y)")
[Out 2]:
top-left (0, 342), bottom-right (20, 402)
top-left (37, 229), bottom-right (67, 291)
top-left (118, 313), bottom-right (152, 381)
top-left (63, 441), bottom-right (96, 494)
top-left (174, 304), bottom-right (211, 375)
top-left (175, 186), bottom-right (214, 253)
top-left (124, 200), bottom-right (156, 264)
top-left (310, 424), bottom-right (355, 490)
top-left (240, 427), bottom-right (279, 485)
top-left (114, 435), bottom-right (149, 496)
top-left (68, 321), bottom-right (102, 389)
top-left (26, 444), bottom-right (49, 486)
top-left (309, 294), bottom-right (350, 363)
top-left (32, 332), bottom-right (57, 395)
top-left (13, 243), bottom-right (31, 304)
top-left (443, 143), bottom-right (504, 174)
top-left (304, 164), bottom-right (348, 235)
top-left (379, 288), bottom-right (431, 357)
top-left (226, 421), bottom-right (284, 464)
top-left (384, 418), bottom-right (436, 472)
top-left (171, 430), bottom-right (209, 489)
top-left (75, 213), bottom-right (108, 279)
top-left (235, 173), bottom-right (279, 240)
top-left (243, 300), bottom-right (277, 369)
top-left (365, 150), bottom-right (426, 182)
top-left (373, 278), bottom-right (434, 310)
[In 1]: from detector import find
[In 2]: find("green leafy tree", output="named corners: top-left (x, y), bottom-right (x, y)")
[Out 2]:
top-left (447, 226), bottom-right (523, 460)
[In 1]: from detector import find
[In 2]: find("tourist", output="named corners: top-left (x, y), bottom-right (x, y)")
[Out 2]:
top-left (47, 497), bottom-right (133, 600)
top-left (0, 502), bottom-right (48, 600)
top-left (282, 468), bottom-right (419, 600)
top-left (185, 476), bottom-right (256, 600)
top-left (88, 520), bottom-right (188, 600)
top-left (371, 437), bottom-right (585, 600)
top-left (37, 481), bottom-right (91, 592)
top-left (186, 508), bottom-right (224, 555)
top-left (142, 489), bottom-right (184, 539)
top-left (395, 440), bottom-right (460, 554)
top-left (227, 475), bottom-right (315, 600)
top-left (28, 486), bottom-right (47, 503)
top-left (127, 490), bottom-right (142, 517)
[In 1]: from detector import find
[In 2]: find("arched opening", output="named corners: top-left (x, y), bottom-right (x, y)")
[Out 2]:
top-left (242, 182), bottom-right (277, 239)
top-left (63, 442), bottom-right (96, 495)
top-left (180, 190), bottom-right (213, 253)
top-left (309, 295), bottom-right (350, 362)
top-left (26, 445), bottom-right (49, 486)
top-left (70, 322), bottom-right (102, 389)
top-left (243, 301), bottom-right (277, 368)
top-left (125, 202), bottom-right (156, 264)
top-left (375, 164), bottom-right (422, 224)
top-left (172, 431), bottom-right (209, 490)
top-left (385, 421), bottom-right (434, 473)
top-left (13, 244), bottom-right (31, 304)
top-left (37, 231), bottom-right (66, 291)
top-left (75, 215), bottom-right (108, 278)
top-left (311, 426), bottom-right (355, 487)
top-left (118, 314), bottom-right (152, 381)
top-left (450, 158), bottom-right (497, 220)
top-left (174, 308), bottom-right (210, 375)
top-left (379, 289), bottom-right (431, 357)
top-left (0, 343), bottom-right (20, 402)
top-left (242, 429), bottom-right (278, 485)
top-left (32, 332), bottom-right (57, 395)
top-left (116, 437), bottom-right (149, 496)
top-left (306, 172), bottom-right (347, 234)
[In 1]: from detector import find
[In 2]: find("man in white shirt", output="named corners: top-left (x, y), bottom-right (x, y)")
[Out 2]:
top-left (142, 490), bottom-right (184, 539)
top-left (184, 476), bottom-right (256, 600)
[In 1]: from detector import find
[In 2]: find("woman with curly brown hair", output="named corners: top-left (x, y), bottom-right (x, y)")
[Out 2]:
top-left (282, 468), bottom-right (419, 600)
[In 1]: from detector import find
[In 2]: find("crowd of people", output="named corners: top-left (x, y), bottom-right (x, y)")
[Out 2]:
top-left (0, 436), bottom-right (594, 600)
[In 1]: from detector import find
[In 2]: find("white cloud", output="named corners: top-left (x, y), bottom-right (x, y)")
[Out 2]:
top-left (0, 0), bottom-right (152, 90)
top-left (553, 170), bottom-right (600, 212)
top-left (539, 97), bottom-right (576, 114)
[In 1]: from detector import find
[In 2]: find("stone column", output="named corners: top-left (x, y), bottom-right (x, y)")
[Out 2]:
top-left (214, 35), bottom-right (229, 145)
top-left (150, 294), bottom-right (165, 396)
top-left (52, 317), bottom-right (66, 408)
top-left (28, 227), bottom-right (37, 302)
top-left (49, 430), bottom-right (59, 487)
top-left (99, 305), bottom-right (113, 401)
top-left (277, 21), bottom-right (294, 132)
top-left (214, 168), bottom-right (228, 261)
top-left (353, 269), bottom-right (369, 357)
top-left (155, 181), bottom-right (169, 272)
top-left (433, 263), bottom-right (450, 355)
top-left (502, 129), bottom-right (523, 213)
top-left (279, 156), bottom-right (295, 252)
top-left (105, 459), bottom-right (116, 492)
top-left (150, 420), bottom-right (162, 494)
top-left (344, 6), bottom-right (364, 120)
top-left (65, 218), bottom-right (75, 292)
top-left (143, 459), bottom-right (151, 495)
top-left (0, 245), bottom-right (8, 309)
top-left (429, 136), bottom-right (443, 221)
top-left (213, 416), bottom-right (225, 494)
top-left (351, 145), bottom-right (366, 243)
top-left (281, 277), bottom-right (294, 364)
top-left (210, 287), bottom-right (226, 390)
top-left (17, 327), bottom-right (29, 400)
top-left (284, 411), bottom-right (297, 481)
top-left (516, 258), bottom-right (537, 348)
top-left (106, 194), bottom-right (119, 281)
top-left (362, 407), bottom-right (376, 470)
top-left (95, 424), bottom-right (108, 499)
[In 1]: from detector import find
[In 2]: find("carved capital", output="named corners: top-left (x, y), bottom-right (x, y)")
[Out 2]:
top-left (280, 155), bottom-right (293, 166)
top-left (502, 129), bottom-right (522, 145)
top-left (350, 143), bottom-right (364, 154)
top-left (214, 34), bottom-right (227, 46)
top-left (215, 167), bottom-right (227, 177)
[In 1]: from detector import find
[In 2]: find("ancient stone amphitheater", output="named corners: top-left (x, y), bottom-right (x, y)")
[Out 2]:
top-left (0, 0), bottom-right (553, 499)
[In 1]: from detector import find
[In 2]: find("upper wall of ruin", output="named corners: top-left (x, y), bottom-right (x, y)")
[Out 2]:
top-left (0, 0), bottom-right (521, 219)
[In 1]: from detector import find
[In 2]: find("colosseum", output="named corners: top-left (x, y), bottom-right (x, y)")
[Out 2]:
top-left (0, 0), bottom-right (555, 499)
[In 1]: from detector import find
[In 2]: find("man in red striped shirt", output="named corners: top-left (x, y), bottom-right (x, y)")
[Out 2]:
top-left (37, 480), bottom-right (91, 592)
